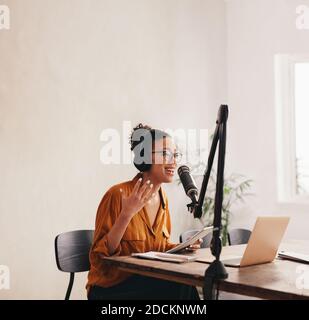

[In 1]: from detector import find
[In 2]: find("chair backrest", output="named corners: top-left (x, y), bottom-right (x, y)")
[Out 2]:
top-left (179, 228), bottom-right (212, 248)
top-left (228, 228), bottom-right (251, 246)
top-left (55, 230), bottom-right (94, 273)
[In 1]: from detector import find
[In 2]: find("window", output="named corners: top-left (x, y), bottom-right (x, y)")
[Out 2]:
top-left (275, 55), bottom-right (309, 202)
top-left (294, 63), bottom-right (309, 194)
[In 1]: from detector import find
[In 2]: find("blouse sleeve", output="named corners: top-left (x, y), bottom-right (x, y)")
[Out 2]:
top-left (92, 187), bottom-right (122, 257)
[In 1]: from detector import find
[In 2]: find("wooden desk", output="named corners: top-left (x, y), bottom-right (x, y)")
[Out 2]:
top-left (104, 240), bottom-right (309, 300)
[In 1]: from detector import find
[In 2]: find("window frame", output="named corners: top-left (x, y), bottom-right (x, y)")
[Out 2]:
top-left (275, 54), bottom-right (309, 203)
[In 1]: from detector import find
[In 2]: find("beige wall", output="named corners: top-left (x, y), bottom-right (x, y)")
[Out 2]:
top-left (0, 0), bottom-right (227, 299)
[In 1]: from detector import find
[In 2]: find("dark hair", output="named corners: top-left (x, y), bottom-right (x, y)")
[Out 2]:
top-left (130, 123), bottom-right (171, 172)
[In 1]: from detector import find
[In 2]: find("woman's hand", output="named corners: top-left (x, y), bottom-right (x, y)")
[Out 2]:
top-left (185, 238), bottom-right (203, 252)
top-left (120, 178), bottom-right (154, 219)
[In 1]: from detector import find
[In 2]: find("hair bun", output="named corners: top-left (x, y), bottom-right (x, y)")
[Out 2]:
top-left (129, 123), bottom-right (152, 151)
top-left (133, 123), bottom-right (152, 131)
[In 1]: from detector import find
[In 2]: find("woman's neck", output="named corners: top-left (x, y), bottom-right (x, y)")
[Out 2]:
top-left (140, 171), bottom-right (161, 195)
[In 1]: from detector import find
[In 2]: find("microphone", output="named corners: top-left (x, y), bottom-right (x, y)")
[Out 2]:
top-left (177, 165), bottom-right (198, 208)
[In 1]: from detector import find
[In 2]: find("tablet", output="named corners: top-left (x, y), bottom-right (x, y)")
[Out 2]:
top-left (166, 226), bottom-right (214, 253)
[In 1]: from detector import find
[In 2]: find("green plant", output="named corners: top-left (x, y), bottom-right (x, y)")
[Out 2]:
top-left (177, 161), bottom-right (253, 246)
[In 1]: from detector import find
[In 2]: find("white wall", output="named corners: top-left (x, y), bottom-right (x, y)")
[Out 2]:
top-left (0, 0), bottom-right (227, 299)
top-left (226, 0), bottom-right (309, 238)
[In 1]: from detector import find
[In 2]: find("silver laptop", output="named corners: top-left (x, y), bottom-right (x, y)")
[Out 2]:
top-left (222, 216), bottom-right (290, 267)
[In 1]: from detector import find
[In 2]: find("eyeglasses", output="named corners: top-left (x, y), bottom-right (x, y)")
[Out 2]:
top-left (152, 150), bottom-right (182, 163)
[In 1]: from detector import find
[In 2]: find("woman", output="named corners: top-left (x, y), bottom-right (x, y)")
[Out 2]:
top-left (87, 124), bottom-right (200, 300)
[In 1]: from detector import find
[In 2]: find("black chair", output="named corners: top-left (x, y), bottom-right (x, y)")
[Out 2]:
top-left (179, 228), bottom-right (212, 248)
top-left (227, 228), bottom-right (251, 246)
top-left (55, 229), bottom-right (94, 300)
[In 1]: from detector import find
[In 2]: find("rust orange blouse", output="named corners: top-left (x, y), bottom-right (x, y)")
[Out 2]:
top-left (86, 173), bottom-right (178, 291)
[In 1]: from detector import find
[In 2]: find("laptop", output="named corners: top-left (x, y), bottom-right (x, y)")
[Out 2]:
top-left (221, 216), bottom-right (290, 267)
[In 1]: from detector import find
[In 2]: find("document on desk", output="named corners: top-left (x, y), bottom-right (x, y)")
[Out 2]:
top-left (278, 251), bottom-right (309, 264)
top-left (131, 251), bottom-right (197, 263)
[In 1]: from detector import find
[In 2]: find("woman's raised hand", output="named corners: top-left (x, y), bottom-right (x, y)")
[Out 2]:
top-left (120, 178), bottom-right (154, 219)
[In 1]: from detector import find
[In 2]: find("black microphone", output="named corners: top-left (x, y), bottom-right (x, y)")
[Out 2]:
top-left (177, 165), bottom-right (198, 207)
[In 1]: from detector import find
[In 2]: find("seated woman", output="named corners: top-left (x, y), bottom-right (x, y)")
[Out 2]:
top-left (87, 124), bottom-right (200, 300)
